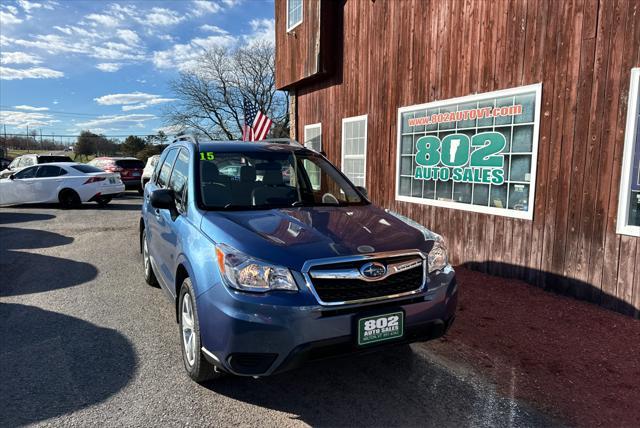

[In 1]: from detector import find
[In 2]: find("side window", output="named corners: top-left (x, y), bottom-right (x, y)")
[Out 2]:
top-left (157, 149), bottom-right (178, 188)
top-left (152, 151), bottom-right (168, 183)
top-left (15, 166), bottom-right (38, 179)
top-left (22, 157), bottom-right (35, 167)
top-left (36, 165), bottom-right (66, 178)
top-left (168, 149), bottom-right (190, 212)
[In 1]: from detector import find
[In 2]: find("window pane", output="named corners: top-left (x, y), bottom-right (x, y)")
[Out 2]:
top-left (508, 183), bottom-right (530, 211)
top-left (453, 182), bottom-right (472, 204)
top-left (472, 184), bottom-right (490, 206)
top-left (490, 184), bottom-right (507, 208)
top-left (512, 125), bottom-right (534, 153)
top-left (514, 93), bottom-right (536, 123)
top-left (510, 155), bottom-right (532, 182)
top-left (158, 149), bottom-right (178, 187)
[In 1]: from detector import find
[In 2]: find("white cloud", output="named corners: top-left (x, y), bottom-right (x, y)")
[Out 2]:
top-left (191, 1), bottom-right (222, 17)
top-left (18, 0), bottom-right (42, 12)
top-left (116, 29), bottom-right (140, 45)
top-left (0, 66), bottom-right (64, 80)
top-left (96, 63), bottom-right (122, 72)
top-left (0, 110), bottom-right (56, 127)
top-left (14, 105), bottom-right (49, 111)
top-left (92, 41), bottom-right (145, 61)
top-left (0, 9), bottom-right (23, 24)
top-left (152, 35), bottom-right (237, 71)
top-left (221, 0), bottom-right (242, 6)
top-left (200, 24), bottom-right (228, 34)
top-left (140, 7), bottom-right (184, 27)
top-left (86, 13), bottom-right (120, 27)
top-left (246, 18), bottom-right (275, 46)
top-left (94, 92), bottom-right (176, 111)
top-left (0, 52), bottom-right (42, 65)
top-left (75, 113), bottom-right (156, 129)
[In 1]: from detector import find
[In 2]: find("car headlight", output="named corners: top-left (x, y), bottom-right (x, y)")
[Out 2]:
top-left (428, 235), bottom-right (449, 273)
top-left (215, 244), bottom-right (297, 293)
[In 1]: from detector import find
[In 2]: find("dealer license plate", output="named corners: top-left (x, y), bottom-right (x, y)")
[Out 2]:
top-left (357, 311), bottom-right (404, 346)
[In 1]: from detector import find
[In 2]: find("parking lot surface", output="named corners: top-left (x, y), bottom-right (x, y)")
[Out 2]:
top-left (1, 195), bottom-right (559, 427)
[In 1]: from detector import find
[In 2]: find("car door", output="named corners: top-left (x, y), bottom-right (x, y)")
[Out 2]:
top-left (33, 165), bottom-right (67, 203)
top-left (155, 148), bottom-right (191, 296)
top-left (146, 148), bottom-right (179, 290)
top-left (0, 166), bottom-right (39, 205)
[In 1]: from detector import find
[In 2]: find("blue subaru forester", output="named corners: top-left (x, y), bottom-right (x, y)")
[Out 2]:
top-left (140, 136), bottom-right (457, 382)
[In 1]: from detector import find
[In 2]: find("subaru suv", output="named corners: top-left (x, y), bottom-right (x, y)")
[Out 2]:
top-left (140, 137), bottom-right (457, 382)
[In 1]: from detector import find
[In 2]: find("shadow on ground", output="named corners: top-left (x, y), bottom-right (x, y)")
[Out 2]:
top-left (206, 346), bottom-right (558, 427)
top-left (0, 303), bottom-right (137, 426)
top-left (0, 212), bottom-right (55, 224)
top-left (0, 226), bottom-right (97, 297)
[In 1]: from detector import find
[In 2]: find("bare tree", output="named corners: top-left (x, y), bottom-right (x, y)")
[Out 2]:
top-left (165, 41), bottom-right (289, 140)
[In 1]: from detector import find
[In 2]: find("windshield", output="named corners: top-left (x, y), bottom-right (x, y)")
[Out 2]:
top-left (198, 150), bottom-right (366, 210)
top-left (38, 156), bottom-right (72, 163)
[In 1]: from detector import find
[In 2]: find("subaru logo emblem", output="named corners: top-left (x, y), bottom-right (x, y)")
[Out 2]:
top-left (360, 262), bottom-right (387, 279)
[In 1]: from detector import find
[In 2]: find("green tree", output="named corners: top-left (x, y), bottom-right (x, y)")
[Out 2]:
top-left (75, 131), bottom-right (99, 161)
top-left (121, 135), bottom-right (146, 157)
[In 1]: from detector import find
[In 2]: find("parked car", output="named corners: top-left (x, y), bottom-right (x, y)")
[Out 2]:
top-left (0, 153), bottom-right (74, 179)
top-left (141, 155), bottom-right (160, 189)
top-left (140, 138), bottom-right (457, 382)
top-left (88, 157), bottom-right (144, 194)
top-left (0, 158), bottom-right (10, 170)
top-left (0, 162), bottom-right (124, 208)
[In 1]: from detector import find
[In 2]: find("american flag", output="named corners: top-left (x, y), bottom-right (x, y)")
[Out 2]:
top-left (242, 97), bottom-right (272, 141)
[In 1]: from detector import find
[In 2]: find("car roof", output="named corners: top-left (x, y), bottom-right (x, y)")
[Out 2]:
top-left (94, 156), bottom-right (140, 160)
top-left (194, 141), bottom-right (310, 154)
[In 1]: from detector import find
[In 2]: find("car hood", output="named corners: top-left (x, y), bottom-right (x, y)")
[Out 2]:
top-left (200, 204), bottom-right (434, 270)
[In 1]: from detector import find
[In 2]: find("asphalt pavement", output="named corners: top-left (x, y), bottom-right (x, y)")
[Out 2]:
top-left (0, 195), bottom-right (560, 427)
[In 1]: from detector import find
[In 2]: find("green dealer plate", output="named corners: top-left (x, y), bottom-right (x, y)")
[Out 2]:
top-left (357, 311), bottom-right (404, 346)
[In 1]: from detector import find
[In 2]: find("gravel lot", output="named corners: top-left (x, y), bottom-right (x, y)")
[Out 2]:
top-left (0, 195), bottom-right (559, 427)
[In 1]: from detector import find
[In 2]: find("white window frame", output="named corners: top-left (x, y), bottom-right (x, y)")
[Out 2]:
top-left (286, 0), bottom-right (303, 32)
top-left (616, 68), bottom-right (640, 237)
top-left (395, 83), bottom-right (542, 220)
top-left (303, 123), bottom-right (322, 151)
top-left (341, 114), bottom-right (368, 188)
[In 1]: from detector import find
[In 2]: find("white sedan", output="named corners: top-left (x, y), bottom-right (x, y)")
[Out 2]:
top-left (0, 162), bottom-right (124, 208)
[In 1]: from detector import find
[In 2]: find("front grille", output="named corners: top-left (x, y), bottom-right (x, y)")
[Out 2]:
top-left (308, 255), bottom-right (424, 304)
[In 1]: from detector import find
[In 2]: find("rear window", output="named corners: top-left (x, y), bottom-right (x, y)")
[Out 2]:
top-left (38, 156), bottom-right (73, 163)
top-left (72, 164), bottom-right (104, 173)
top-left (115, 159), bottom-right (144, 169)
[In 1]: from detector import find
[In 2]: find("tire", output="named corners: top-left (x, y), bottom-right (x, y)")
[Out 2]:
top-left (95, 196), bottom-right (112, 206)
top-left (179, 278), bottom-right (222, 383)
top-left (59, 189), bottom-right (81, 209)
top-left (142, 228), bottom-right (159, 287)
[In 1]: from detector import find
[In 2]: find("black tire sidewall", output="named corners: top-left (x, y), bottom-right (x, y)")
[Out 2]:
top-left (59, 189), bottom-right (80, 209)
top-left (142, 229), bottom-right (158, 286)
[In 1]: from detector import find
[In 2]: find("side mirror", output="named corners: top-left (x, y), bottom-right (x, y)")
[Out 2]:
top-left (356, 186), bottom-right (368, 198)
top-left (150, 188), bottom-right (175, 210)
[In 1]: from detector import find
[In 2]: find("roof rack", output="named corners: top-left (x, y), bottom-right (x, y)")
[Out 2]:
top-left (172, 134), bottom-right (199, 145)
top-left (260, 138), bottom-right (303, 147)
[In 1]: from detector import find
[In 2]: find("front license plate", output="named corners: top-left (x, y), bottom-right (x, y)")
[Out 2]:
top-left (132, 172), bottom-right (141, 177)
top-left (357, 311), bottom-right (404, 346)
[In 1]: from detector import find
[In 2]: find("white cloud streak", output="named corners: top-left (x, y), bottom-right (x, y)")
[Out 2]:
top-left (96, 63), bottom-right (122, 72)
top-left (14, 105), bottom-right (50, 111)
top-left (0, 51), bottom-right (42, 65)
top-left (0, 66), bottom-right (64, 80)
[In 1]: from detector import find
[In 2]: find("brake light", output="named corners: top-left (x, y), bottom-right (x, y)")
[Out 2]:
top-left (84, 177), bottom-right (106, 184)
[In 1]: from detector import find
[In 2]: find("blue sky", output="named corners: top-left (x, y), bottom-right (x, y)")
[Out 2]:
top-left (0, 0), bottom-right (275, 141)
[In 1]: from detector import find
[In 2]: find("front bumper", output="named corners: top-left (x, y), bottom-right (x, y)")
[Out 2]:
top-left (198, 268), bottom-right (457, 376)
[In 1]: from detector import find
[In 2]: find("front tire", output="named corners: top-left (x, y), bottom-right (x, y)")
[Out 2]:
top-left (142, 228), bottom-right (158, 287)
top-left (179, 279), bottom-right (221, 383)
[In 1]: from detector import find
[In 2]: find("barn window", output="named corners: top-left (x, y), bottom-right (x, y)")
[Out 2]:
top-left (342, 115), bottom-right (368, 188)
top-left (286, 0), bottom-right (303, 32)
top-left (617, 68), bottom-right (640, 237)
top-left (395, 84), bottom-right (542, 220)
top-left (304, 123), bottom-right (322, 190)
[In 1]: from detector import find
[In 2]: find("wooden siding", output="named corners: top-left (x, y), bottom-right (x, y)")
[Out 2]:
top-left (278, 0), bottom-right (640, 317)
top-left (275, 0), bottom-right (321, 89)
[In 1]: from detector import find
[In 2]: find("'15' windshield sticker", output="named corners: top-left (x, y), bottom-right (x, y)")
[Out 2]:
top-left (199, 152), bottom-right (215, 161)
